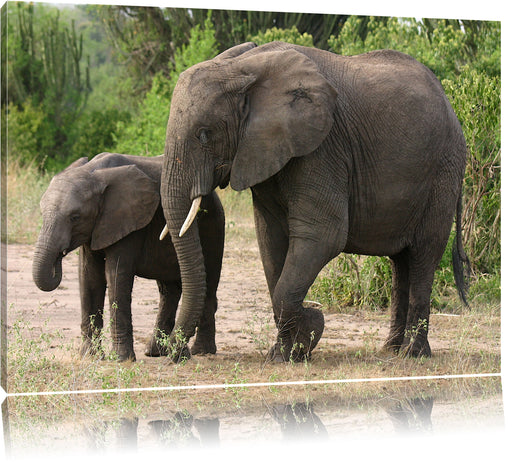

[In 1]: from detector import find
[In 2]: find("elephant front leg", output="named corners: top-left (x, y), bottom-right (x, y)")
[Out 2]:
top-left (105, 259), bottom-right (136, 361)
top-left (267, 238), bottom-right (338, 362)
top-left (79, 247), bottom-right (106, 358)
top-left (145, 280), bottom-right (181, 357)
top-left (191, 292), bottom-right (218, 355)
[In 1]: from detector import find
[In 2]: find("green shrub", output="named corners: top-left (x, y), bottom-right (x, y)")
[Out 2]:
top-left (329, 17), bottom-right (500, 81)
top-left (443, 67), bottom-right (501, 276)
top-left (7, 99), bottom-right (49, 168)
top-left (310, 255), bottom-right (392, 311)
top-left (250, 26), bottom-right (314, 47)
top-left (71, 108), bottom-right (132, 159)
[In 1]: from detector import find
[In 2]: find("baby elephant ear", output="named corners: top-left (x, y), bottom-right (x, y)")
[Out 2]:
top-left (230, 48), bottom-right (338, 191)
top-left (214, 42), bottom-right (257, 60)
top-left (91, 165), bottom-right (160, 250)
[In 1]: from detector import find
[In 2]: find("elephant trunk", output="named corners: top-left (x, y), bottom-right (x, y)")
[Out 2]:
top-left (161, 149), bottom-right (208, 356)
top-left (32, 238), bottom-right (64, 292)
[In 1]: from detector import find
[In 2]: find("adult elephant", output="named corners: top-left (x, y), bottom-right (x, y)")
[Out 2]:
top-left (160, 41), bottom-right (470, 362)
top-left (33, 152), bottom-right (224, 361)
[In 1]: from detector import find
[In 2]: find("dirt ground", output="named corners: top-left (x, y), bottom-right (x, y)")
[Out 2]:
top-left (7, 240), bottom-right (393, 364)
top-left (7, 230), bottom-right (498, 379)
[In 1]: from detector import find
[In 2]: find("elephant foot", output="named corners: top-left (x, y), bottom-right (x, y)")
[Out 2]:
top-left (116, 351), bottom-right (136, 362)
top-left (267, 342), bottom-right (311, 363)
top-left (399, 338), bottom-right (432, 358)
top-left (382, 332), bottom-right (405, 355)
top-left (167, 344), bottom-right (191, 364)
top-left (190, 335), bottom-right (217, 355)
top-left (399, 320), bottom-right (432, 358)
top-left (144, 334), bottom-right (168, 357)
top-left (79, 338), bottom-right (104, 359)
top-left (268, 306), bottom-right (324, 362)
top-left (114, 344), bottom-right (136, 362)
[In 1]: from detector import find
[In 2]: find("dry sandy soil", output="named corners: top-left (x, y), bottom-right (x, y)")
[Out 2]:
top-left (7, 239), bottom-right (393, 367)
top-left (6, 226), bottom-right (500, 390)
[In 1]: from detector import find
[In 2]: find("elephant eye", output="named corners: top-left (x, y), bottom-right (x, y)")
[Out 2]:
top-left (70, 213), bottom-right (81, 223)
top-left (197, 128), bottom-right (209, 145)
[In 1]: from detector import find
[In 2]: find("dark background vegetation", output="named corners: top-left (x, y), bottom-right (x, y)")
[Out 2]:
top-left (4, 2), bottom-right (500, 310)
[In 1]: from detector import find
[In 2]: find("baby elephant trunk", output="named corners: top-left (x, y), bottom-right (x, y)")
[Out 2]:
top-left (32, 239), bottom-right (64, 292)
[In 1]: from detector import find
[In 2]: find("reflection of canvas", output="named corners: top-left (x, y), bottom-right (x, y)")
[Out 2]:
top-left (4, 378), bottom-right (504, 456)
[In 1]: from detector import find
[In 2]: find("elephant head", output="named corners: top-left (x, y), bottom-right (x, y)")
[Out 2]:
top-left (33, 157), bottom-right (160, 291)
top-left (160, 42), bottom-right (337, 348)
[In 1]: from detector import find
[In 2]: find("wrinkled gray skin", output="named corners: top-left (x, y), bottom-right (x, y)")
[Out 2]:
top-left (33, 152), bottom-right (224, 361)
top-left (161, 41), bottom-right (470, 362)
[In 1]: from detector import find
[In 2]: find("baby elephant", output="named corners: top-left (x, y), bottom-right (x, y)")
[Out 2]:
top-left (32, 152), bottom-right (225, 361)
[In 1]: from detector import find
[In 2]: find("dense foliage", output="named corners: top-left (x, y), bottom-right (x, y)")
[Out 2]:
top-left (6, 2), bottom-right (130, 170)
top-left (5, 4), bottom-right (500, 305)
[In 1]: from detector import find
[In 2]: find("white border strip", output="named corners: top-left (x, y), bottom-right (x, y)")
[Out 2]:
top-left (3, 372), bottom-right (501, 399)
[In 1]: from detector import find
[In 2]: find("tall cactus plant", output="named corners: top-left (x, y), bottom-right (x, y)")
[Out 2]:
top-left (9, 3), bottom-right (91, 166)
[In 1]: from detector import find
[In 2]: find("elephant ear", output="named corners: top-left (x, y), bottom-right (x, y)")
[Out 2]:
top-left (230, 49), bottom-right (338, 191)
top-left (214, 42), bottom-right (257, 60)
top-left (91, 164), bottom-right (160, 250)
top-left (58, 157), bottom-right (89, 174)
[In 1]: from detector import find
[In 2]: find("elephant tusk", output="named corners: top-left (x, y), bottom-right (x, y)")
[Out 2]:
top-left (179, 197), bottom-right (202, 237)
top-left (159, 224), bottom-right (169, 241)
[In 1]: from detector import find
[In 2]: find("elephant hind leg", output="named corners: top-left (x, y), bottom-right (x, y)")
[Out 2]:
top-left (380, 246), bottom-right (439, 358)
top-left (399, 179), bottom-right (459, 357)
top-left (383, 250), bottom-right (410, 353)
top-left (400, 263), bottom-right (435, 358)
top-left (399, 228), bottom-right (451, 357)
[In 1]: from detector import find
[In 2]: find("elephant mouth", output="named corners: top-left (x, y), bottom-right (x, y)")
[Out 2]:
top-left (62, 240), bottom-right (81, 257)
top-left (219, 176), bottom-right (230, 189)
top-left (214, 162), bottom-right (231, 189)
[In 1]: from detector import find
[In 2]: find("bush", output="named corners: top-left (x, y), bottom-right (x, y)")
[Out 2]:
top-left (328, 17), bottom-right (500, 81)
top-left (7, 100), bottom-right (48, 168)
top-left (71, 108), bottom-right (132, 160)
top-left (250, 26), bottom-right (314, 47)
top-left (443, 67), bottom-right (501, 275)
top-left (310, 255), bottom-right (392, 311)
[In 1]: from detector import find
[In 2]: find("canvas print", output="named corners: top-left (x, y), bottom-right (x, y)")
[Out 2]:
top-left (1, 0), bottom-right (503, 457)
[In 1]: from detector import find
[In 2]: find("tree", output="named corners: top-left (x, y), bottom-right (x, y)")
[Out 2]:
top-left (94, 6), bottom-right (348, 95)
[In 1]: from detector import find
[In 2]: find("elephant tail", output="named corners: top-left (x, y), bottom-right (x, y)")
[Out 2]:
top-left (451, 195), bottom-right (471, 306)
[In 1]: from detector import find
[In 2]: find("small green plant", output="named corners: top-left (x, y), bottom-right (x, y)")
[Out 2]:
top-left (8, 315), bottom-right (70, 393)
top-left (361, 328), bottom-right (380, 356)
top-left (155, 327), bottom-right (190, 364)
top-left (243, 311), bottom-right (274, 358)
top-left (225, 362), bottom-right (248, 408)
top-left (402, 319), bottom-right (429, 356)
